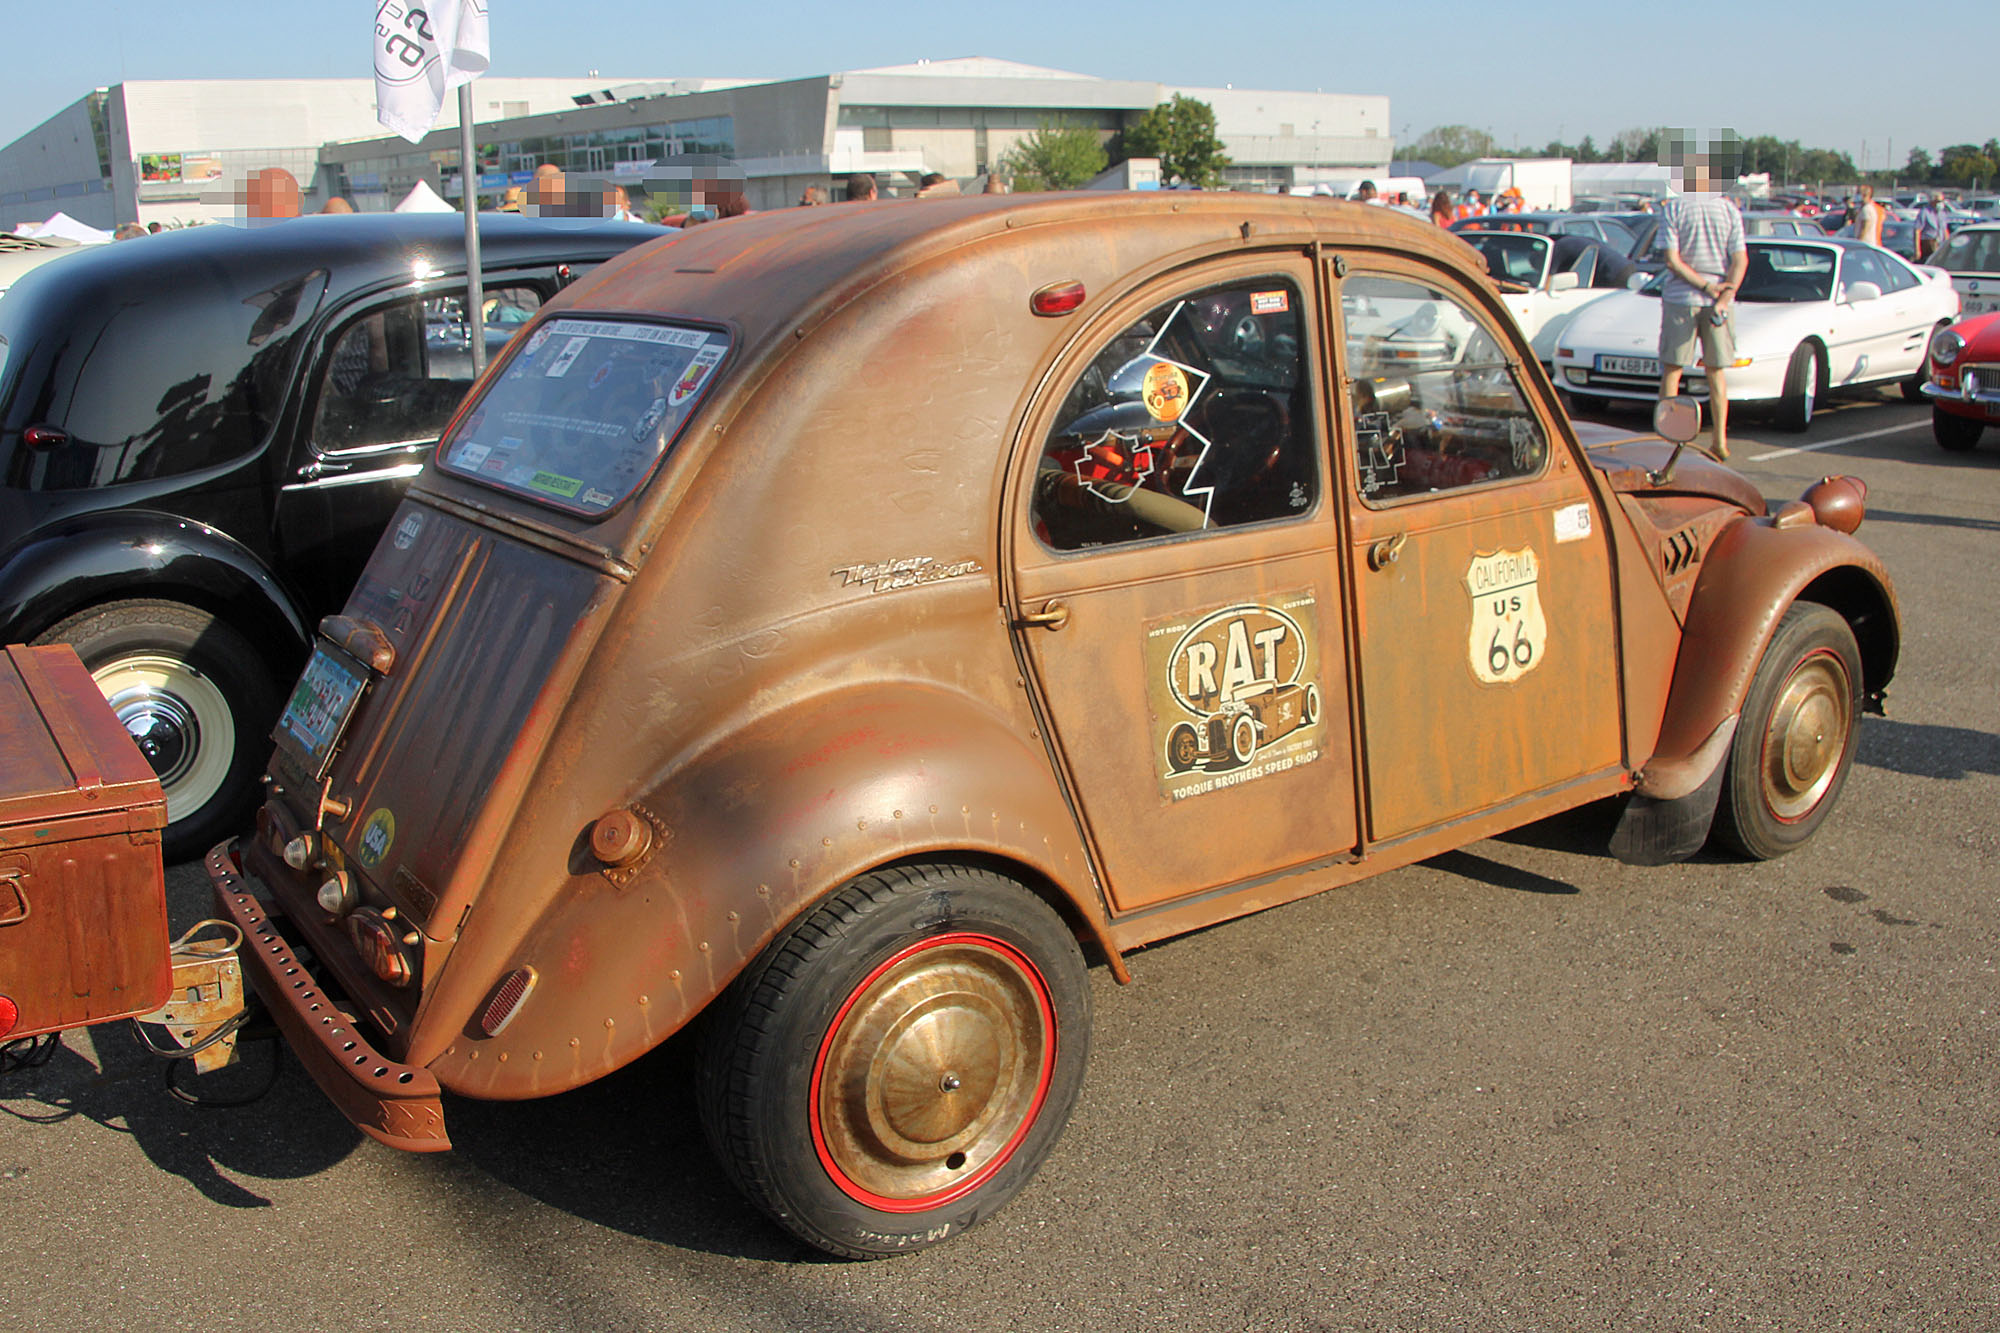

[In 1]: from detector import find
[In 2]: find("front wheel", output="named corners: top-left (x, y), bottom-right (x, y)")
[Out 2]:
top-left (1773, 343), bottom-right (1822, 433)
top-left (34, 600), bottom-right (280, 863)
top-left (1932, 406), bottom-right (1984, 452)
top-left (698, 863), bottom-right (1091, 1259)
top-left (1710, 602), bottom-right (1862, 860)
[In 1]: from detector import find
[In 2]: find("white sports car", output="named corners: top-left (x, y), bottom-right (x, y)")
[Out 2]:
top-left (1459, 229), bottom-right (1636, 365)
top-left (1551, 237), bottom-right (1961, 430)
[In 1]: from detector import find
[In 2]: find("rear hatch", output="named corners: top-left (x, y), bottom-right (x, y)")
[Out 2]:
top-left (258, 314), bottom-right (731, 1032)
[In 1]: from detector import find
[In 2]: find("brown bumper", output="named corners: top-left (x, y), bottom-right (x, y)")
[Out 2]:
top-left (205, 841), bottom-right (451, 1152)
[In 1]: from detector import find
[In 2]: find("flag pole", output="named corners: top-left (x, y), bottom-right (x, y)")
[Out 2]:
top-left (458, 82), bottom-right (487, 376)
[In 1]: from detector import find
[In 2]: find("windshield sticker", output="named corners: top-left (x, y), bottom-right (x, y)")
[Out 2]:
top-left (1466, 548), bottom-right (1546, 684)
top-left (1554, 502), bottom-right (1593, 543)
top-left (1145, 593), bottom-right (1325, 801)
top-left (831, 556), bottom-right (984, 595)
top-left (545, 336), bottom-right (589, 378)
top-left (529, 470), bottom-right (584, 498)
top-left (524, 327), bottom-right (552, 356)
top-left (452, 441), bottom-right (491, 468)
top-left (1251, 291), bottom-right (1290, 314)
top-left (633, 397), bottom-right (667, 440)
top-left (670, 344), bottom-right (725, 405)
top-left (582, 488), bottom-right (616, 508)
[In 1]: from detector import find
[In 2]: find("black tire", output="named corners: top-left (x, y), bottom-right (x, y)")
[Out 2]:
top-left (1932, 406), bottom-right (1984, 452)
top-left (698, 863), bottom-right (1091, 1259)
top-left (1902, 323), bottom-right (1947, 402)
top-left (1773, 343), bottom-right (1822, 433)
top-left (1710, 603), bottom-right (1862, 860)
top-left (32, 600), bottom-right (279, 863)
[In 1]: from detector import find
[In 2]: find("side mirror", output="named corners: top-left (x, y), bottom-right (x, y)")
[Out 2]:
top-left (1845, 280), bottom-right (1883, 303)
top-left (1647, 394), bottom-right (1704, 485)
top-left (1548, 271), bottom-right (1581, 293)
top-left (1626, 272), bottom-right (1650, 290)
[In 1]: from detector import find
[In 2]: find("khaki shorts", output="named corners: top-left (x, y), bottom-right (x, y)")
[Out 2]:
top-left (1660, 301), bottom-right (1735, 371)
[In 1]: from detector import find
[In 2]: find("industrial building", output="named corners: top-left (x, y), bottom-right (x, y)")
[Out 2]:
top-left (1, 61), bottom-right (1392, 227)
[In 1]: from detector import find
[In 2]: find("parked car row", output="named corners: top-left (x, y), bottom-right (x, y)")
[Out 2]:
top-left (0, 213), bottom-right (670, 858)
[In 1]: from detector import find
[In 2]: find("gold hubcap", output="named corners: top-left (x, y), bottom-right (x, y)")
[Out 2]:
top-left (815, 937), bottom-right (1052, 1204)
top-left (1760, 651), bottom-right (1851, 821)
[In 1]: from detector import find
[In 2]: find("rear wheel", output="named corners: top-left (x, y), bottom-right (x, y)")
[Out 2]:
top-left (34, 600), bottom-right (279, 863)
top-left (1773, 343), bottom-right (1822, 433)
top-left (698, 863), bottom-right (1091, 1259)
top-left (1710, 603), bottom-right (1862, 860)
top-left (1932, 405), bottom-right (1984, 452)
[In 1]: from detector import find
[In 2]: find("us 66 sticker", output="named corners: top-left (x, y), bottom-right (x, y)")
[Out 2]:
top-left (1466, 548), bottom-right (1546, 684)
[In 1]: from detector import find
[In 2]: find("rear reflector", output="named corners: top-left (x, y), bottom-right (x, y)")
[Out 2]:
top-left (480, 967), bottom-right (538, 1037)
top-left (1031, 280), bottom-right (1087, 316)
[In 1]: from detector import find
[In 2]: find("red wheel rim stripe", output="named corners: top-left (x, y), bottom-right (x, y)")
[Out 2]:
top-left (808, 931), bottom-right (1058, 1214)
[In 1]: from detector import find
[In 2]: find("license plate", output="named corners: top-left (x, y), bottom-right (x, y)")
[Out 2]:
top-left (1597, 354), bottom-right (1661, 377)
top-left (273, 642), bottom-right (370, 779)
top-left (1967, 298), bottom-right (1998, 315)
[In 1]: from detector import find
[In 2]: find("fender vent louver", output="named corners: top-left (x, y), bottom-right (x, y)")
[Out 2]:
top-left (1662, 529), bottom-right (1699, 576)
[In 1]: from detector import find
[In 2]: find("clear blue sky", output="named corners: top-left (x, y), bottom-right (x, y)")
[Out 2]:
top-left (5, 1), bottom-right (1984, 173)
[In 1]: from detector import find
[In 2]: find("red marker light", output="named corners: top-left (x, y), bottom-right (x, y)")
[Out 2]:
top-left (1031, 280), bottom-right (1087, 317)
top-left (0, 995), bottom-right (17, 1039)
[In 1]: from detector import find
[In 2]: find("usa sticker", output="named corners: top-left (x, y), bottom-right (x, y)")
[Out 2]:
top-left (1554, 502), bottom-right (1593, 543)
top-left (1250, 291), bottom-right (1290, 314)
top-left (392, 512), bottom-right (423, 550)
top-left (356, 807), bottom-right (396, 868)
top-left (1466, 548), bottom-right (1546, 685)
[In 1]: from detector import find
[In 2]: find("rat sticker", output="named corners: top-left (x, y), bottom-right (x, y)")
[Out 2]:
top-left (1144, 592), bottom-right (1326, 801)
top-left (1466, 548), bottom-right (1546, 684)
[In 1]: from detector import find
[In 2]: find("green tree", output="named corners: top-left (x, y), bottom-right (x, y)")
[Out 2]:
top-left (999, 120), bottom-right (1108, 192)
top-left (1409, 124), bottom-right (1497, 169)
top-left (1939, 143), bottom-right (1998, 188)
top-left (1123, 94), bottom-right (1230, 188)
top-left (1905, 146), bottom-right (1936, 183)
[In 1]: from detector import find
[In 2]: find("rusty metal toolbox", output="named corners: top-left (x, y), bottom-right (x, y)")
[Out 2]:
top-left (0, 643), bottom-right (170, 1042)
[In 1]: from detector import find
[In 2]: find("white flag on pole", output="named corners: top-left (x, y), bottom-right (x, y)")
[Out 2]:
top-left (374, 1), bottom-right (491, 143)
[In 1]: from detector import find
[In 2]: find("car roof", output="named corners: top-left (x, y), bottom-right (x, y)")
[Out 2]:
top-left (564, 192), bottom-right (1488, 374)
top-left (2, 212), bottom-right (669, 306)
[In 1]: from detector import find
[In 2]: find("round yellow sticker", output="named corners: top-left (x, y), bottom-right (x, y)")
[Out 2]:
top-left (1141, 361), bottom-right (1190, 422)
top-left (357, 807), bottom-right (396, 868)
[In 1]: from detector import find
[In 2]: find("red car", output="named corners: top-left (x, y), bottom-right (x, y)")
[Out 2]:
top-left (1922, 313), bottom-right (2000, 450)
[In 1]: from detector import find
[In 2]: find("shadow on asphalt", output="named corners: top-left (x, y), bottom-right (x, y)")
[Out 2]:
top-left (0, 1022), bottom-right (362, 1208)
top-left (443, 1029), bottom-right (818, 1262)
top-left (1857, 717), bottom-right (2000, 780)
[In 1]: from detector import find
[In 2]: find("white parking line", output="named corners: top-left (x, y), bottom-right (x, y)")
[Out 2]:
top-left (1745, 419), bottom-right (1928, 462)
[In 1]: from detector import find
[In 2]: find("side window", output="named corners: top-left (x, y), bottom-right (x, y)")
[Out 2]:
top-left (1032, 278), bottom-right (1317, 551)
top-left (310, 284), bottom-right (543, 456)
top-left (1841, 249), bottom-right (1890, 299)
top-left (1876, 252), bottom-right (1919, 293)
top-left (1342, 275), bottom-right (1548, 503)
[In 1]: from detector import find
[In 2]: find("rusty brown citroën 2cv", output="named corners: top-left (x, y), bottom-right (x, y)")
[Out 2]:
top-left (203, 191), bottom-right (1898, 1257)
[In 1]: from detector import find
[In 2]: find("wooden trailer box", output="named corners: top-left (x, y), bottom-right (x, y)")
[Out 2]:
top-left (0, 643), bottom-right (169, 1042)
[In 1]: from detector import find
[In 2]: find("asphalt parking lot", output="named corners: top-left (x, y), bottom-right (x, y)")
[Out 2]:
top-left (3, 393), bottom-right (1995, 1333)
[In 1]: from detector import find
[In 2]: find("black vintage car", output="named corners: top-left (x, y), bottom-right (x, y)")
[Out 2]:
top-left (0, 212), bottom-right (671, 858)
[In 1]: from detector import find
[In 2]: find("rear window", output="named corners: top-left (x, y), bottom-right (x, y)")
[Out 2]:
top-left (436, 317), bottom-right (729, 517)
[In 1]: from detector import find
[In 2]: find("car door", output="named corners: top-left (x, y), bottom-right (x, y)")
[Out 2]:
top-left (1008, 256), bottom-right (1360, 914)
top-left (1836, 247), bottom-right (1918, 382)
top-left (1868, 250), bottom-right (1941, 377)
top-left (1330, 258), bottom-right (1625, 843)
top-left (274, 276), bottom-right (548, 613)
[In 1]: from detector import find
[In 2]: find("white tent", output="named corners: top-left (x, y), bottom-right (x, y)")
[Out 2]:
top-left (11, 212), bottom-right (113, 244)
top-left (393, 180), bottom-right (456, 214)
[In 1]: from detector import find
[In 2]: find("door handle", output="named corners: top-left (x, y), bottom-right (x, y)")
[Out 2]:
top-left (1367, 532), bottom-right (1408, 571)
top-left (0, 870), bottom-right (29, 927)
top-left (1016, 599), bottom-right (1071, 631)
